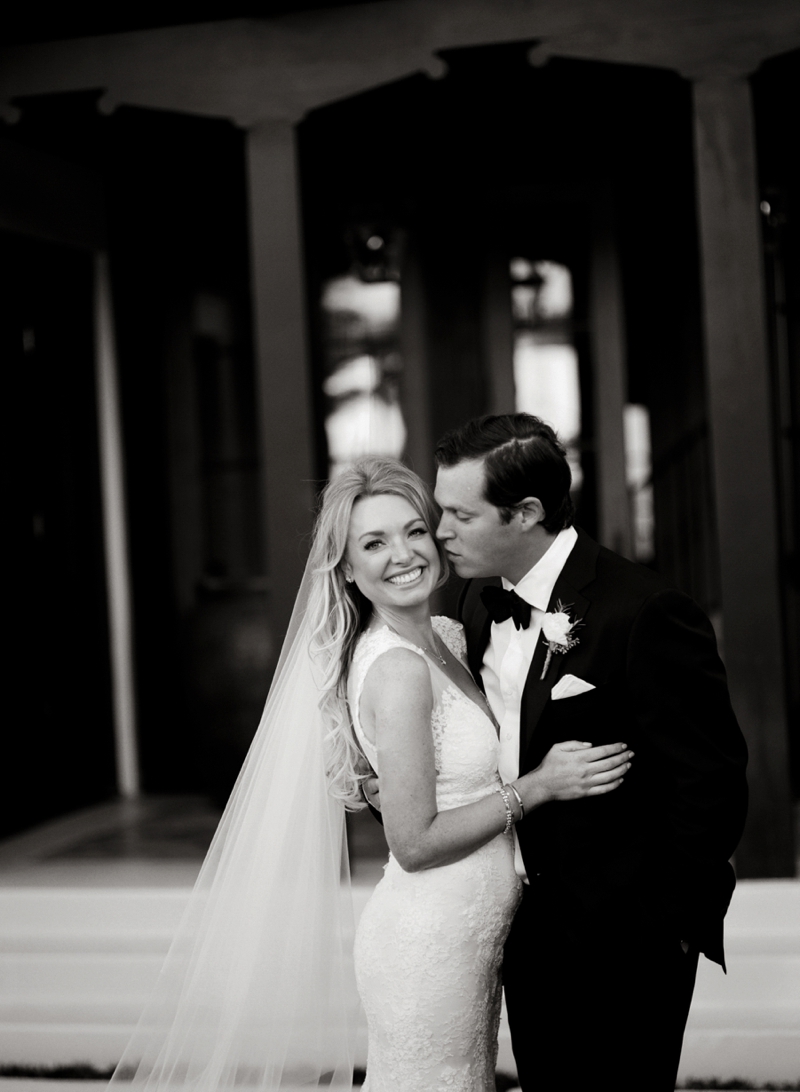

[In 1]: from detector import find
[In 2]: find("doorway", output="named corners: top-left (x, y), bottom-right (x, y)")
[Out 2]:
top-left (1, 232), bottom-right (116, 837)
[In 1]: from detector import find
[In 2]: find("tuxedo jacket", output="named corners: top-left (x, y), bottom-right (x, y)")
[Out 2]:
top-left (459, 528), bottom-right (748, 966)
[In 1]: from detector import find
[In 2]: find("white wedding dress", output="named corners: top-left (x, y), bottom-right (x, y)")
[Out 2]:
top-left (349, 617), bottom-right (522, 1092)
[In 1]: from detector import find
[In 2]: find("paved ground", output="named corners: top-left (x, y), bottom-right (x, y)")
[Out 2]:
top-left (0, 798), bottom-right (797, 1090)
top-left (0, 796), bottom-right (391, 887)
top-left (0, 1081), bottom-right (788, 1091)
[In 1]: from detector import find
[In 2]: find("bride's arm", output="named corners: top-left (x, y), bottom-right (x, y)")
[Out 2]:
top-left (362, 648), bottom-right (632, 872)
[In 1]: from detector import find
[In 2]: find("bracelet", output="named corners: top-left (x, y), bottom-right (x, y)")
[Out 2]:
top-left (496, 785), bottom-right (515, 835)
top-left (507, 782), bottom-right (525, 820)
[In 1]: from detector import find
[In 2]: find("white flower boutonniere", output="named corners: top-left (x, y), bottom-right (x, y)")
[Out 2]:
top-left (540, 601), bottom-right (582, 680)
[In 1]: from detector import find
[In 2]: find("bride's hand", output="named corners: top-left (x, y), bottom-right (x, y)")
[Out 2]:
top-left (515, 741), bottom-right (633, 809)
top-left (362, 773), bottom-right (381, 811)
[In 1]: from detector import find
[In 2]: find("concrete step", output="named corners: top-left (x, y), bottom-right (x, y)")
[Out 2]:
top-left (0, 884), bottom-right (373, 1070)
top-left (0, 889), bottom-right (189, 936)
top-left (0, 881), bottom-right (796, 1083)
top-left (0, 953), bottom-right (166, 994)
top-left (678, 880), bottom-right (800, 1085)
top-left (0, 1085), bottom-right (370, 1092)
top-left (0, 887), bottom-right (190, 1067)
top-left (0, 997), bottom-right (148, 1024)
top-left (0, 1081), bottom-right (109, 1092)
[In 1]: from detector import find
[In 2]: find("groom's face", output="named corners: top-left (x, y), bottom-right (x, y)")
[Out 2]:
top-left (434, 459), bottom-right (519, 580)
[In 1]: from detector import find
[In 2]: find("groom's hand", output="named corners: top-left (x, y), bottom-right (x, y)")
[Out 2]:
top-left (363, 774), bottom-right (381, 812)
top-left (529, 740), bottom-right (633, 803)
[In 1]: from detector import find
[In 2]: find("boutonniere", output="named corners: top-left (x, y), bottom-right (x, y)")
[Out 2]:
top-left (540, 601), bottom-right (582, 680)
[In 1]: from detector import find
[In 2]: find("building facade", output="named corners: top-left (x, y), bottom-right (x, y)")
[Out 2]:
top-left (1, 0), bottom-right (798, 876)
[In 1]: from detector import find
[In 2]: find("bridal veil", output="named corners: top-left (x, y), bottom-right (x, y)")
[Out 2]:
top-left (109, 568), bottom-right (359, 1092)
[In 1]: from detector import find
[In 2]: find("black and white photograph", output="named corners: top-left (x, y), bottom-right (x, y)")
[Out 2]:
top-left (1, 3), bottom-right (798, 1091)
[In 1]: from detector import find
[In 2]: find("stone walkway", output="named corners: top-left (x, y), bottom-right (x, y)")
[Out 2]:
top-left (0, 799), bottom-right (797, 1088)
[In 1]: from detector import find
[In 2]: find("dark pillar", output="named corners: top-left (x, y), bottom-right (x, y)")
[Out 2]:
top-left (693, 75), bottom-right (794, 877)
top-left (589, 202), bottom-right (633, 559)
top-left (400, 236), bottom-right (436, 487)
top-left (481, 246), bottom-right (516, 416)
top-left (246, 119), bottom-right (316, 641)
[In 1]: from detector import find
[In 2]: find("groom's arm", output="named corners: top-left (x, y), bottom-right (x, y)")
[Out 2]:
top-left (627, 589), bottom-right (748, 947)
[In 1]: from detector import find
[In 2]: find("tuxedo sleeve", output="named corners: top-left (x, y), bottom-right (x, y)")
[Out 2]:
top-left (626, 588), bottom-right (748, 940)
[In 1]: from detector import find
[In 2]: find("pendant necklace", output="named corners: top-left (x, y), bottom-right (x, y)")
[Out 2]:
top-left (421, 636), bottom-right (447, 668)
top-left (389, 624), bottom-right (447, 667)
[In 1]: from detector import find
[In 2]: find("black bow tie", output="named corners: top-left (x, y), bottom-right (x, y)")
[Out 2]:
top-left (480, 585), bottom-right (533, 631)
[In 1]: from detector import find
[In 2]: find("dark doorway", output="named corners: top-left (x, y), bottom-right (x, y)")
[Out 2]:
top-left (1, 232), bottom-right (116, 837)
top-left (6, 93), bottom-right (268, 808)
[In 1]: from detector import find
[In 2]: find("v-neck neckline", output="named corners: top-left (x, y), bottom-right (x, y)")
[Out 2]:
top-left (361, 624), bottom-right (501, 739)
top-left (417, 637), bottom-right (501, 738)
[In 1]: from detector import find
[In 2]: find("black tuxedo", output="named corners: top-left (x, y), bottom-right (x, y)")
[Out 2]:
top-left (459, 529), bottom-right (748, 1091)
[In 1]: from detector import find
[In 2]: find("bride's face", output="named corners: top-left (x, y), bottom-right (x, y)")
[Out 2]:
top-left (344, 493), bottom-right (441, 613)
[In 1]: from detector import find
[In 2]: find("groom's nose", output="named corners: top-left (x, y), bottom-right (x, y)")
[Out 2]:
top-left (436, 514), bottom-right (453, 540)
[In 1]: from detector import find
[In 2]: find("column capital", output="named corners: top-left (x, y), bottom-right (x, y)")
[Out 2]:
top-left (679, 60), bottom-right (761, 84)
top-left (237, 108), bottom-right (307, 131)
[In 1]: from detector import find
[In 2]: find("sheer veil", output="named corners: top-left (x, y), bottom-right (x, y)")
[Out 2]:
top-left (109, 562), bottom-right (358, 1092)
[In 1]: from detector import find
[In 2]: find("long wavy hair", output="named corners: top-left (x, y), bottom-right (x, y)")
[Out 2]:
top-left (305, 456), bottom-right (449, 809)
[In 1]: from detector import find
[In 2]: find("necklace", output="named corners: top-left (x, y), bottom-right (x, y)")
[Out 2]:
top-left (421, 636), bottom-right (447, 668)
top-left (385, 623), bottom-right (447, 667)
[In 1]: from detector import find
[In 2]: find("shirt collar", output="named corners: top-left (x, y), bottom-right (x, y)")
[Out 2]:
top-left (502, 526), bottom-right (579, 612)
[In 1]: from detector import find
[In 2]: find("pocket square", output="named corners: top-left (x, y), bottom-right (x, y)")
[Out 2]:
top-left (551, 674), bottom-right (596, 700)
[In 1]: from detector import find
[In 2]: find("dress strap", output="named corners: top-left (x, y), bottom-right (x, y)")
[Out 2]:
top-left (432, 615), bottom-right (468, 665)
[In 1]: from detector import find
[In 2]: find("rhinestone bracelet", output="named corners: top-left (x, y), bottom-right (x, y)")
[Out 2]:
top-left (496, 785), bottom-right (515, 836)
top-left (507, 782), bottom-right (525, 820)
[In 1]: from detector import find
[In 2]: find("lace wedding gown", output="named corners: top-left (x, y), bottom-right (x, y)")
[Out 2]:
top-left (349, 617), bottom-right (522, 1092)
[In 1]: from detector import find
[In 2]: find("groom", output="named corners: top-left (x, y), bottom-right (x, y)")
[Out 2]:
top-left (433, 413), bottom-right (748, 1092)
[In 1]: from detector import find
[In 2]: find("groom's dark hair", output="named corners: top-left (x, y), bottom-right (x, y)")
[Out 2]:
top-left (435, 414), bottom-right (574, 533)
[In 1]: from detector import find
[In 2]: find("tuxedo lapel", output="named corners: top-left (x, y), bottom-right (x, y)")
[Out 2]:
top-left (463, 578), bottom-right (498, 685)
top-left (519, 531), bottom-right (598, 763)
top-left (472, 613), bottom-right (493, 688)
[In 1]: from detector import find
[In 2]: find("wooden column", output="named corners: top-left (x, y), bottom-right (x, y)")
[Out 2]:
top-left (693, 75), bottom-right (794, 877)
top-left (481, 248), bottom-right (516, 416)
top-left (246, 119), bottom-right (316, 641)
top-left (400, 236), bottom-right (435, 487)
top-left (589, 204), bottom-right (633, 559)
top-left (94, 252), bottom-right (139, 799)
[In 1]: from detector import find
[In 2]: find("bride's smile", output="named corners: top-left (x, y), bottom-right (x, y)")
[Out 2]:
top-left (387, 566), bottom-right (423, 585)
top-left (344, 493), bottom-right (442, 611)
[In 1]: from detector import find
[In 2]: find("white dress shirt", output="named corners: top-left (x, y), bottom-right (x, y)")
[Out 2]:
top-left (482, 525), bottom-right (579, 881)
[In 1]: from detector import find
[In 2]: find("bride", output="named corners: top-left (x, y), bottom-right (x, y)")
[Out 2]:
top-left (110, 456), bottom-right (631, 1092)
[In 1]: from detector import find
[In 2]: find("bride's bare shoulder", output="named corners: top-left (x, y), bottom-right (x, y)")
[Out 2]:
top-left (360, 643), bottom-right (432, 717)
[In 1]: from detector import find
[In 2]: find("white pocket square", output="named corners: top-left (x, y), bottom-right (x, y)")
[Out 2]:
top-left (551, 674), bottom-right (596, 700)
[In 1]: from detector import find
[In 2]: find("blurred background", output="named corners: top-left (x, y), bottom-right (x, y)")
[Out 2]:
top-left (0, 2), bottom-right (799, 1081)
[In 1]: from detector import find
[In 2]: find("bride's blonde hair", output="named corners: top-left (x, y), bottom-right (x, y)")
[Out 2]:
top-left (305, 456), bottom-right (449, 809)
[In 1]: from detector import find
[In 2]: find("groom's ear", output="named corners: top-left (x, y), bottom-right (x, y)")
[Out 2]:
top-left (515, 497), bottom-right (546, 530)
